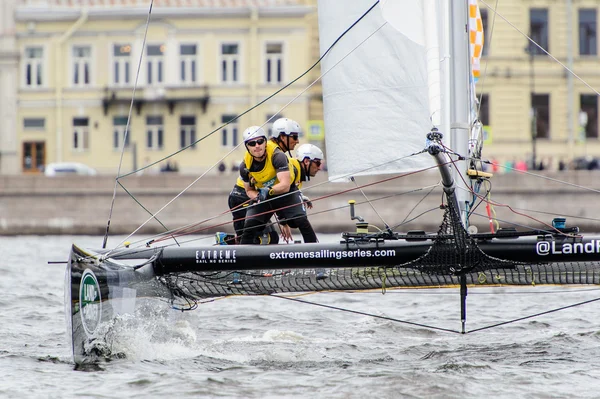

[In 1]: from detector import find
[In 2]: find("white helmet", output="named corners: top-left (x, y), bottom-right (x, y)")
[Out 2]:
top-left (243, 126), bottom-right (267, 142)
top-left (296, 144), bottom-right (324, 162)
top-left (271, 118), bottom-right (301, 139)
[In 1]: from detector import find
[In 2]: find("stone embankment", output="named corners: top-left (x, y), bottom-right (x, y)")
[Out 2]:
top-left (0, 170), bottom-right (598, 235)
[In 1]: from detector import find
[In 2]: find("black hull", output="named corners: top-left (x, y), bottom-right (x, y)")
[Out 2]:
top-left (67, 244), bottom-right (170, 365)
top-left (102, 235), bottom-right (600, 272)
top-left (67, 233), bottom-right (600, 364)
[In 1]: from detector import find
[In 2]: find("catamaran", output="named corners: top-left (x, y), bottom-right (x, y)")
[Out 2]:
top-left (65, 0), bottom-right (600, 365)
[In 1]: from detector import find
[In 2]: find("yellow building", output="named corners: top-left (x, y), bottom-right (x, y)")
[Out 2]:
top-left (9, 0), bottom-right (600, 175)
top-left (477, 0), bottom-right (600, 169)
top-left (15, 0), bottom-right (316, 175)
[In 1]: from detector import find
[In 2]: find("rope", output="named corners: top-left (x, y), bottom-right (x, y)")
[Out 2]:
top-left (272, 294), bottom-right (461, 334)
top-left (467, 296), bottom-right (600, 333)
top-left (149, 164), bottom-right (445, 243)
top-left (350, 176), bottom-right (390, 230)
top-left (479, 0), bottom-right (600, 96)
top-left (271, 291), bottom-right (600, 335)
top-left (102, 0), bottom-right (154, 249)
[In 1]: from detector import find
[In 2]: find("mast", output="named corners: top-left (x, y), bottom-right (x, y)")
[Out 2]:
top-left (426, 0), bottom-right (472, 226)
top-left (449, 0), bottom-right (471, 226)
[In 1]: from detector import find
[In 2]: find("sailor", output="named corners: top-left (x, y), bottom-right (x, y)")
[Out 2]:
top-left (285, 143), bottom-right (324, 238)
top-left (295, 143), bottom-right (323, 181)
top-left (238, 126), bottom-right (320, 245)
top-left (226, 118), bottom-right (301, 245)
top-left (289, 143), bottom-right (327, 279)
top-left (227, 174), bottom-right (279, 245)
top-left (270, 117), bottom-right (301, 156)
top-left (227, 126), bottom-right (284, 244)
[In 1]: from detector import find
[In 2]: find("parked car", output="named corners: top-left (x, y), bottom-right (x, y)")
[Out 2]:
top-left (44, 162), bottom-right (97, 176)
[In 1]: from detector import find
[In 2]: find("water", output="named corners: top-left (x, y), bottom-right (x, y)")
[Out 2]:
top-left (3, 235), bottom-right (600, 398)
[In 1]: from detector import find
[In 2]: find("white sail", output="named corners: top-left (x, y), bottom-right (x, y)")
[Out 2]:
top-left (317, 0), bottom-right (441, 181)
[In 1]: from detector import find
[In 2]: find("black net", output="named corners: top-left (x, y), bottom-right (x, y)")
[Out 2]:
top-left (157, 262), bottom-right (600, 310)
top-left (399, 204), bottom-right (520, 275)
top-left (156, 206), bottom-right (600, 309)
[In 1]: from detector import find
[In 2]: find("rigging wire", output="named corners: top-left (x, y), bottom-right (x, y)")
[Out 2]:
top-left (116, 0), bottom-right (382, 181)
top-left (118, 149), bottom-right (441, 248)
top-left (479, 0), bottom-right (600, 97)
top-left (108, 1), bottom-right (390, 247)
top-left (274, 289), bottom-right (600, 335)
top-left (108, 178), bottom-right (442, 254)
top-left (467, 296), bottom-right (600, 333)
top-left (272, 294), bottom-right (461, 334)
top-left (350, 176), bottom-right (391, 231)
top-left (102, 0), bottom-right (154, 249)
top-left (485, 161), bottom-right (600, 195)
top-left (149, 171), bottom-right (435, 244)
top-left (439, 142), bottom-right (587, 236)
top-left (148, 163), bottom-right (445, 244)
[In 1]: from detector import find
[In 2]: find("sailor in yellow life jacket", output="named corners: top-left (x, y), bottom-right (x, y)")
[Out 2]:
top-left (226, 126), bottom-right (281, 244)
top-left (270, 117), bottom-right (301, 156)
top-left (236, 126), bottom-right (321, 245)
top-left (227, 119), bottom-right (301, 244)
top-left (274, 143), bottom-right (325, 244)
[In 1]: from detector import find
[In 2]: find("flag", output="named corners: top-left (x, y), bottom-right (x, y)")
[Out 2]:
top-left (468, 0), bottom-right (484, 82)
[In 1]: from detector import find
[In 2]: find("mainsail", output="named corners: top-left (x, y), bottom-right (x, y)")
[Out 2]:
top-left (317, 0), bottom-right (438, 180)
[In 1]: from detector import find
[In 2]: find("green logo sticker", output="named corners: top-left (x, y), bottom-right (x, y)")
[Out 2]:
top-left (79, 269), bottom-right (102, 336)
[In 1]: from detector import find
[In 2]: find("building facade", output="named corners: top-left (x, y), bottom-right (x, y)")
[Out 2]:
top-left (0, 0), bottom-right (19, 175)
top-left (2, 0), bottom-right (599, 174)
top-left (13, 0), bottom-right (315, 175)
top-left (478, 1), bottom-right (600, 169)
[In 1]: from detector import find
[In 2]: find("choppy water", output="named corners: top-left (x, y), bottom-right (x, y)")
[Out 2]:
top-left (3, 235), bottom-right (600, 398)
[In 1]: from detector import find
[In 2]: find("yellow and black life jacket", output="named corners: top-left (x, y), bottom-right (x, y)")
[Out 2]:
top-left (235, 176), bottom-right (246, 189)
top-left (243, 141), bottom-right (280, 188)
top-left (289, 157), bottom-right (303, 189)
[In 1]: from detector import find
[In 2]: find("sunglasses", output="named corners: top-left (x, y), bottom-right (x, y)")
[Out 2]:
top-left (313, 159), bottom-right (322, 167)
top-left (289, 134), bottom-right (299, 140)
top-left (246, 138), bottom-right (266, 147)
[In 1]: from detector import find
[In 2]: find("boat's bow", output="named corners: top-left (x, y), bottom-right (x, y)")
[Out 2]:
top-left (65, 243), bottom-right (161, 365)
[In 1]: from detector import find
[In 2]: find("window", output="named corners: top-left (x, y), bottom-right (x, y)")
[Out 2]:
top-left (529, 9), bottom-right (549, 55)
top-left (147, 44), bottom-right (165, 85)
top-left (72, 45), bottom-right (91, 87)
top-left (180, 44), bottom-right (197, 85)
top-left (221, 114), bottom-right (238, 147)
top-left (146, 115), bottom-right (164, 150)
top-left (580, 94), bottom-right (598, 139)
top-left (73, 117), bottom-right (90, 151)
top-left (265, 42), bottom-right (283, 84)
top-left (23, 118), bottom-right (45, 130)
top-left (220, 43), bottom-right (239, 83)
top-left (113, 116), bottom-right (130, 150)
top-left (480, 9), bottom-right (489, 56)
top-left (477, 94), bottom-right (489, 125)
top-left (579, 9), bottom-right (597, 56)
top-left (531, 94), bottom-right (550, 139)
top-left (180, 116), bottom-right (197, 149)
top-left (113, 44), bottom-right (131, 86)
top-left (24, 47), bottom-right (43, 87)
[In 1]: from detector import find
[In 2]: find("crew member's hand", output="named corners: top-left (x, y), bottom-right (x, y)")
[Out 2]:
top-left (258, 187), bottom-right (271, 202)
top-left (280, 224), bottom-right (293, 243)
top-left (301, 194), bottom-right (313, 209)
